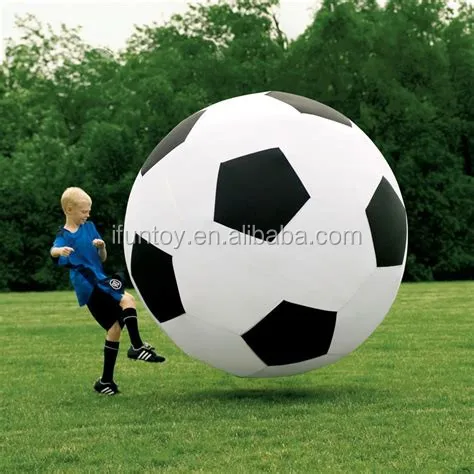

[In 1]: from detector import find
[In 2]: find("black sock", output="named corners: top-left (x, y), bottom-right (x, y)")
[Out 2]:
top-left (102, 340), bottom-right (119, 383)
top-left (121, 308), bottom-right (144, 349)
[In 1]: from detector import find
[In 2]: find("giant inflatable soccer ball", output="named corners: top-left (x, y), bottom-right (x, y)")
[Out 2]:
top-left (123, 91), bottom-right (408, 377)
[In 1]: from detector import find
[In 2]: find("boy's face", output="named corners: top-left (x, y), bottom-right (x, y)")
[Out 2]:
top-left (67, 200), bottom-right (91, 225)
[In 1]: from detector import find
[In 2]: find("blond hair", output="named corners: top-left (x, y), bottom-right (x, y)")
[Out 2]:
top-left (61, 187), bottom-right (92, 212)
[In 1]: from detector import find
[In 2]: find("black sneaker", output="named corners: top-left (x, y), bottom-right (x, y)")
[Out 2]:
top-left (127, 342), bottom-right (166, 363)
top-left (94, 379), bottom-right (120, 395)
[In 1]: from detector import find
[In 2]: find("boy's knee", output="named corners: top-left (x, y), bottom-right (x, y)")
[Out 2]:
top-left (107, 321), bottom-right (121, 341)
top-left (120, 291), bottom-right (135, 309)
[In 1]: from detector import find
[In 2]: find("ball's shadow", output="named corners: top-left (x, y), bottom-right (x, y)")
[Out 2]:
top-left (179, 384), bottom-right (385, 405)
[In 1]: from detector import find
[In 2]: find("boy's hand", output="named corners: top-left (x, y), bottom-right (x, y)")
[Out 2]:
top-left (58, 247), bottom-right (75, 256)
top-left (92, 239), bottom-right (106, 249)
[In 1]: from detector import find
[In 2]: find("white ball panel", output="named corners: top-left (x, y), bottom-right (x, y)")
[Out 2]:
top-left (244, 198), bottom-right (376, 311)
top-left (172, 243), bottom-right (284, 335)
top-left (329, 265), bottom-right (405, 355)
top-left (161, 313), bottom-right (266, 377)
top-left (123, 164), bottom-right (183, 257)
top-left (350, 122), bottom-right (404, 205)
top-left (164, 140), bottom-right (220, 228)
top-left (287, 201), bottom-right (375, 307)
top-left (186, 92), bottom-right (299, 141)
top-left (275, 115), bottom-right (383, 209)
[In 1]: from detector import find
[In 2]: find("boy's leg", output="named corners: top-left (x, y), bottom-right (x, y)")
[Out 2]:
top-left (101, 321), bottom-right (121, 383)
top-left (119, 292), bottom-right (166, 363)
top-left (119, 292), bottom-right (144, 349)
top-left (87, 288), bottom-right (122, 394)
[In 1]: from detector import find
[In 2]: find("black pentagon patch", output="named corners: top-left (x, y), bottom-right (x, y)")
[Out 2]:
top-left (131, 234), bottom-right (185, 322)
top-left (141, 109), bottom-right (205, 176)
top-left (366, 177), bottom-right (407, 267)
top-left (214, 148), bottom-right (310, 242)
top-left (242, 301), bottom-right (337, 366)
top-left (266, 91), bottom-right (352, 128)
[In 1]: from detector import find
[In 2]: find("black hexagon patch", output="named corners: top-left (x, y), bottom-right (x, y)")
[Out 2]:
top-left (131, 234), bottom-right (185, 322)
top-left (365, 177), bottom-right (407, 267)
top-left (141, 109), bottom-right (205, 176)
top-left (214, 148), bottom-right (310, 242)
top-left (242, 301), bottom-right (337, 366)
top-left (266, 91), bottom-right (352, 127)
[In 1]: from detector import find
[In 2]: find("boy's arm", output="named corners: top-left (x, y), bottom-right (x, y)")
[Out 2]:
top-left (50, 246), bottom-right (75, 267)
top-left (50, 247), bottom-right (60, 258)
top-left (90, 222), bottom-right (107, 262)
top-left (50, 231), bottom-right (74, 265)
top-left (50, 246), bottom-right (74, 258)
top-left (92, 238), bottom-right (107, 262)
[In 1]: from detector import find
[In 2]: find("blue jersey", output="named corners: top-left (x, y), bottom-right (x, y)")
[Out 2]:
top-left (52, 221), bottom-right (109, 306)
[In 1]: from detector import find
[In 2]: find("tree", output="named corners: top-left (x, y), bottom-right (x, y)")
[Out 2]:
top-left (0, 0), bottom-right (472, 291)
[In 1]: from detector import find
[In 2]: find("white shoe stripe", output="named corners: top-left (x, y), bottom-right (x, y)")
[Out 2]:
top-left (101, 387), bottom-right (112, 394)
top-left (144, 353), bottom-right (151, 361)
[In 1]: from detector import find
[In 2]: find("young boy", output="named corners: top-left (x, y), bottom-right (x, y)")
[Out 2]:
top-left (50, 187), bottom-right (165, 395)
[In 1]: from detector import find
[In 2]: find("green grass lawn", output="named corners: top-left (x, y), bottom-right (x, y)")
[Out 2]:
top-left (1, 282), bottom-right (473, 473)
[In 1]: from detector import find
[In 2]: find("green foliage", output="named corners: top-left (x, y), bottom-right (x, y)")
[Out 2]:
top-left (0, 0), bottom-right (473, 291)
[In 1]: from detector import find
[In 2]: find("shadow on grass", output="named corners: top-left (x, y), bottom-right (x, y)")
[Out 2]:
top-left (180, 385), bottom-right (386, 405)
top-left (121, 382), bottom-right (390, 408)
